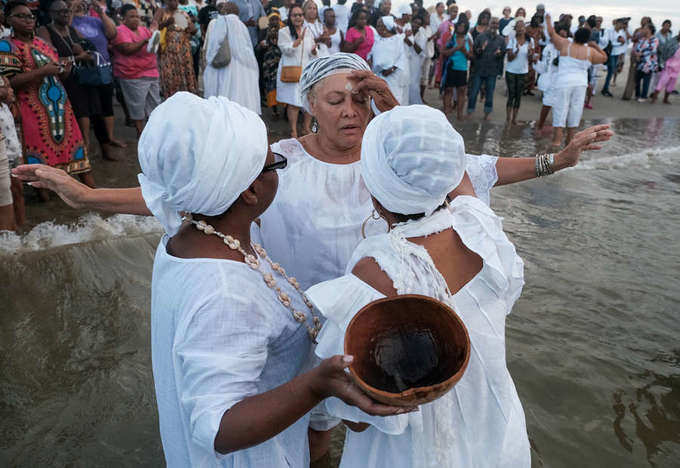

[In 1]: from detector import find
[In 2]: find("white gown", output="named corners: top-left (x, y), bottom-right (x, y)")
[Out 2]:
top-left (151, 235), bottom-right (314, 467)
top-left (256, 138), bottom-right (499, 290)
top-left (405, 25), bottom-right (427, 105)
top-left (306, 196), bottom-right (530, 468)
top-left (203, 14), bottom-right (261, 114)
top-left (277, 26), bottom-right (317, 107)
top-left (370, 34), bottom-right (411, 105)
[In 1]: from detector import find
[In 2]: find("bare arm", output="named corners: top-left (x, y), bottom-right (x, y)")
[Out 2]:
top-left (587, 41), bottom-right (608, 64)
top-left (11, 164), bottom-right (152, 215)
top-left (494, 125), bottom-right (614, 186)
top-left (92, 2), bottom-right (118, 40)
top-left (9, 63), bottom-right (60, 90)
top-left (215, 356), bottom-right (408, 454)
top-left (114, 39), bottom-right (149, 56)
top-left (545, 14), bottom-right (567, 49)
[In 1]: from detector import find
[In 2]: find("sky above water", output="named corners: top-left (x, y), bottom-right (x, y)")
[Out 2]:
top-left (396, 0), bottom-right (679, 32)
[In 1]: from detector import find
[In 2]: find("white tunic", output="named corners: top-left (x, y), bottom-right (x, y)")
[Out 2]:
top-left (307, 196), bottom-right (530, 468)
top-left (370, 34), bottom-right (411, 105)
top-left (257, 138), bottom-right (499, 290)
top-left (151, 235), bottom-right (314, 467)
top-left (304, 20), bottom-right (329, 57)
top-left (277, 26), bottom-right (317, 107)
top-left (405, 25), bottom-right (427, 105)
top-left (203, 15), bottom-right (261, 114)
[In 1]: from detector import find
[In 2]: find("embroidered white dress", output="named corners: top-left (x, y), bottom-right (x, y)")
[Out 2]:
top-left (151, 235), bottom-right (315, 467)
top-left (256, 137), bottom-right (499, 290)
top-left (306, 196), bottom-right (530, 468)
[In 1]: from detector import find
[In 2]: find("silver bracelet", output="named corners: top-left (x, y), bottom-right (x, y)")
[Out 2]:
top-left (535, 153), bottom-right (555, 177)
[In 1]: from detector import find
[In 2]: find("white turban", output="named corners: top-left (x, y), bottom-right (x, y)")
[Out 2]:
top-left (299, 52), bottom-right (371, 113)
top-left (397, 3), bottom-right (411, 17)
top-left (380, 15), bottom-right (396, 32)
top-left (361, 105), bottom-right (466, 216)
top-left (137, 92), bottom-right (268, 236)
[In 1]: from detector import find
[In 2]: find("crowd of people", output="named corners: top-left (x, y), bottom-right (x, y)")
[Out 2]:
top-left (0, 0), bottom-right (678, 232)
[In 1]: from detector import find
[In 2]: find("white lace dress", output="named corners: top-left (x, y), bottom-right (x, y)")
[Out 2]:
top-left (256, 138), bottom-right (499, 290)
top-left (306, 196), bottom-right (530, 468)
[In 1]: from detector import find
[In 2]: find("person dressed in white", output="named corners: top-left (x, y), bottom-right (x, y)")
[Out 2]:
top-left (277, 4), bottom-right (318, 137)
top-left (429, 2), bottom-right (448, 35)
top-left (418, 12), bottom-right (435, 103)
top-left (332, 0), bottom-right (350, 33)
top-left (601, 18), bottom-right (630, 97)
top-left (307, 105), bottom-right (533, 467)
top-left (139, 92), bottom-right (402, 467)
top-left (322, 8), bottom-right (343, 55)
top-left (536, 23), bottom-right (567, 132)
top-left (302, 0), bottom-right (329, 57)
top-left (404, 14), bottom-right (427, 105)
top-left (546, 14), bottom-right (607, 147)
top-left (203, 1), bottom-right (261, 114)
top-left (370, 16), bottom-right (410, 105)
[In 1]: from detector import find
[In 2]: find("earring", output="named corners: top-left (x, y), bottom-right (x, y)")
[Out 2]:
top-left (361, 210), bottom-right (383, 239)
top-left (311, 118), bottom-right (319, 133)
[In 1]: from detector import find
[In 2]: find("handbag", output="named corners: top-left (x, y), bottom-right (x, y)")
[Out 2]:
top-left (75, 51), bottom-right (113, 86)
top-left (211, 27), bottom-right (232, 68)
top-left (280, 29), bottom-right (305, 83)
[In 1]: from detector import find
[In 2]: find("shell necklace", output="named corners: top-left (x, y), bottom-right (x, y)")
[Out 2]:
top-left (183, 216), bottom-right (321, 341)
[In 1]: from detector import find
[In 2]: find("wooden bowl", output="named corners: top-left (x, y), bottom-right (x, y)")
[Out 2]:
top-left (344, 294), bottom-right (470, 407)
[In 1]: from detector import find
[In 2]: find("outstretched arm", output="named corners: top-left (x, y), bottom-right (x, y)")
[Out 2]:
top-left (494, 124), bottom-right (613, 186)
top-left (11, 164), bottom-right (151, 215)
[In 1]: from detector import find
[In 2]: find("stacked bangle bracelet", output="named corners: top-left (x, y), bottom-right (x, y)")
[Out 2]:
top-left (535, 153), bottom-right (555, 177)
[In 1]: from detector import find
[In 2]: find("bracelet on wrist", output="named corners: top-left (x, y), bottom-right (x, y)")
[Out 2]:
top-left (535, 153), bottom-right (555, 177)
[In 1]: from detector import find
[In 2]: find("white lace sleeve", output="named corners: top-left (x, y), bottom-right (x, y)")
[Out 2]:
top-left (465, 154), bottom-right (498, 206)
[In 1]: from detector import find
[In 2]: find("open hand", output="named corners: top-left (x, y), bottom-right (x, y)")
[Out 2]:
top-left (11, 164), bottom-right (90, 209)
top-left (557, 124), bottom-right (614, 167)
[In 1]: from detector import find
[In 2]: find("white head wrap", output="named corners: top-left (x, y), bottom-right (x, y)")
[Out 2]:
top-left (361, 105), bottom-right (466, 216)
top-left (397, 3), bottom-right (411, 17)
top-left (380, 15), bottom-right (396, 31)
top-left (299, 52), bottom-right (371, 113)
top-left (137, 92), bottom-right (268, 236)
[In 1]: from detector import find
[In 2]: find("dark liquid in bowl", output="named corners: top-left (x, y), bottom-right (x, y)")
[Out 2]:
top-left (367, 327), bottom-right (457, 393)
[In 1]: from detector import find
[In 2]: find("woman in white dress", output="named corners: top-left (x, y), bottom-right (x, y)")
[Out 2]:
top-left (370, 16), bottom-right (410, 105)
top-left (133, 92), bottom-right (405, 467)
top-left (307, 105), bottom-right (613, 467)
top-left (302, 0), bottom-right (329, 58)
top-left (203, 7), bottom-right (261, 114)
top-left (404, 14), bottom-right (427, 105)
top-left (277, 5), bottom-right (317, 137)
top-left (322, 8), bottom-right (343, 55)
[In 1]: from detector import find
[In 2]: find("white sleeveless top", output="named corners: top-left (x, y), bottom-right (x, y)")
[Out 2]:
top-left (327, 27), bottom-right (342, 54)
top-left (255, 138), bottom-right (500, 290)
top-left (554, 43), bottom-right (591, 88)
top-left (307, 196), bottom-right (530, 468)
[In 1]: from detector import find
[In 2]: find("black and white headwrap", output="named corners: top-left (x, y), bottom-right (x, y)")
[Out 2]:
top-left (299, 52), bottom-right (371, 113)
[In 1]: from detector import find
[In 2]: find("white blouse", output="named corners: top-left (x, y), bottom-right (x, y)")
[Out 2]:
top-left (257, 137), bottom-right (499, 290)
top-left (151, 235), bottom-right (314, 467)
top-left (307, 196), bottom-right (530, 468)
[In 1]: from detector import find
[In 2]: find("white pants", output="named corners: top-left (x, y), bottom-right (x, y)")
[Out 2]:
top-left (0, 138), bottom-right (11, 206)
top-left (552, 85), bottom-right (587, 128)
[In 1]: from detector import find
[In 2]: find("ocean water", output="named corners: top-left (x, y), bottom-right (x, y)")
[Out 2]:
top-left (1, 117), bottom-right (679, 466)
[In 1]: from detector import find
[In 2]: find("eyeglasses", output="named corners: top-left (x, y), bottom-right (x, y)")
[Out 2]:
top-left (10, 13), bottom-right (36, 20)
top-left (262, 152), bottom-right (287, 172)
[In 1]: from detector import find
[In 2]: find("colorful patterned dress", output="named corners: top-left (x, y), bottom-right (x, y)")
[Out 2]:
top-left (158, 10), bottom-right (198, 99)
top-left (0, 37), bottom-right (89, 174)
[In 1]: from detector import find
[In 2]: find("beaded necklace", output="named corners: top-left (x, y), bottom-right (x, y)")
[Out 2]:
top-left (183, 216), bottom-right (322, 341)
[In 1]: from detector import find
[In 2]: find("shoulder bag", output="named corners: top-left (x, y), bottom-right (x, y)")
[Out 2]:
top-left (280, 29), bottom-right (305, 83)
